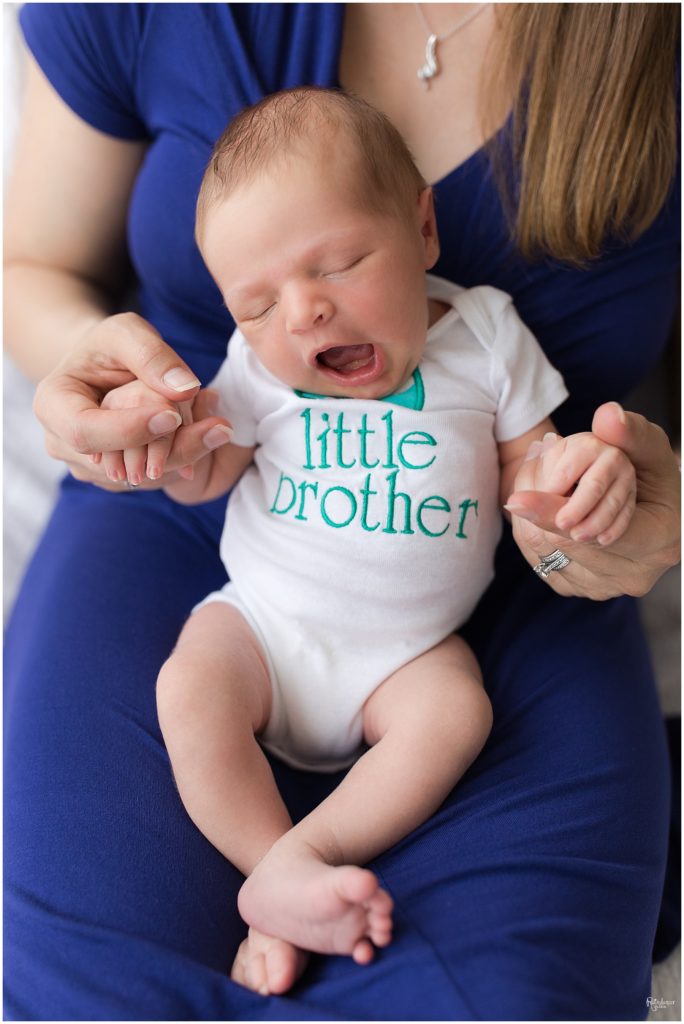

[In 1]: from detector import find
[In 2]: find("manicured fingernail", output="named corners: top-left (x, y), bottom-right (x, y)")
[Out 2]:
top-left (524, 441), bottom-right (543, 462)
top-left (605, 401), bottom-right (626, 425)
top-left (148, 410), bottom-right (182, 435)
top-left (178, 465), bottom-right (194, 480)
top-left (147, 466), bottom-right (161, 481)
top-left (162, 368), bottom-right (201, 392)
top-left (543, 432), bottom-right (557, 442)
top-left (570, 529), bottom-right (591, 542)
top-left (258, 984), bottom-right (269, 996)
top-left (503, 504), bottom-right (539, 522)
top-left (204, 425), bottom-right (233, 450)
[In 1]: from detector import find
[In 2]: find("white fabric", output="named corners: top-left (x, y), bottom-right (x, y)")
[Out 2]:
top-left (200, 277), bottom-right (568, 771)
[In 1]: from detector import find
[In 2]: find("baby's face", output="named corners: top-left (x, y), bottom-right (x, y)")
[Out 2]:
top-left (200, 149), bottom-right (440, 400)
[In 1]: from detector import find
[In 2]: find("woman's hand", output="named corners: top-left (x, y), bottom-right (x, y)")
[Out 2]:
top-left (33, 311), bottom-right (229, 490)
top-left (94, 381), bottom-right (233, 489)
top-left (505, 402), bottom-right (681, 599)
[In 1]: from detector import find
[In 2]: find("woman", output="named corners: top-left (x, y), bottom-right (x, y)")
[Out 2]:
top-left (4, 4), bottom-right (679, 1019)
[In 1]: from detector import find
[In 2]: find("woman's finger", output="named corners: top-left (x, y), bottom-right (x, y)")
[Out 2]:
top-left (33, 312), bottom-right (200, 454)
top-left (504, 490), bottom-right (569, 532)
top-left (35, 378), bottom-right (185, 455)
top-left (62, 312), bottom-right (201, 399)
top-left (164, 417), bottom-right (234, 470)
top-left (96, 313), bottom-right (201, 398)
top-left (591, 403), bottom-right (677, 486)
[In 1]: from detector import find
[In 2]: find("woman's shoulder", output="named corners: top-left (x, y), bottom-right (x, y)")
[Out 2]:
top-left (19, 2), bottom-right (152, 139)
top-left (18, 4), bottom-right (345, 140)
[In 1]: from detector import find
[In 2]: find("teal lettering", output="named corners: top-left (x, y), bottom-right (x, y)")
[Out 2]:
top-left (295, 480), bottom-right (319, 521)
top-left (300, 408), bottom-right (314, 470)
top-left (416, 495), bottom-right (451, 537)
top-left (316, 413), bottom-right (331, 469)
top-left (334, 412), bottom-right (356, 469)
top-left (320, 485), bottom-right (357, 529)
top-left (269, 473), bottom-right (297, 515)
top-left (381, 410), bottom-right (398, 469)
top-left (358, 414), bottom-right (380, 469)
top-left (359, 473), bottom-right (381, 532)
top-left (398, 431), bottom-right (437, 470)
top-left (455, 498), bottom-right (479, 538)
top-left (383, 469), bottom-right (414, 535)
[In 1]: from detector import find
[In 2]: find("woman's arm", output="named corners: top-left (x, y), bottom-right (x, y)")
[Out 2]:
top-left (4, 53), bottom-right (229, 483)
top-left (4, 53), bottom-right (144, 382)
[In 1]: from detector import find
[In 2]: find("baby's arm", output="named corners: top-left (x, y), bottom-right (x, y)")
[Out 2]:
top-left (500, 417), bottom-right (637, 547)
top-left (163, 432), bottom-right (256, 504)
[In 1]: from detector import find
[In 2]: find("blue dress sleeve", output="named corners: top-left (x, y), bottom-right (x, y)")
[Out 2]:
top-left (19, 2), bottom-right (149, 140)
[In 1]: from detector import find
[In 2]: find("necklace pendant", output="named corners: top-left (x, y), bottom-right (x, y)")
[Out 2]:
top-left (417, 33), bottom-right (439, 88)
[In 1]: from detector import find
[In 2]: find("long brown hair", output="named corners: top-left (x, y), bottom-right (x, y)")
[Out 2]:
top-left (484, 3), bottom-right (679, 264)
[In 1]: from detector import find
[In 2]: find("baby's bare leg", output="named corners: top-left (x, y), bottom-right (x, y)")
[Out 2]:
top-left (238, 634), bottom-right (492, 964)
top-left (156, 601), bottom-right (292, 873)
top-left (157, 602), bottom-right (304, 994)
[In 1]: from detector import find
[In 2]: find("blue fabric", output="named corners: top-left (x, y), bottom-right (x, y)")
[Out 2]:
top-left (6, 4), bottom-right (679, 1019)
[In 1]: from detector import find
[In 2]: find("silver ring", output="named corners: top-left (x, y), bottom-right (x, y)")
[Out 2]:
top-left (533, 548), bottom-right (571, 579)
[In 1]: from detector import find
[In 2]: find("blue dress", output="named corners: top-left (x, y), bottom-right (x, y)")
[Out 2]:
top-left (5, 4), bottom-right (679, 1020)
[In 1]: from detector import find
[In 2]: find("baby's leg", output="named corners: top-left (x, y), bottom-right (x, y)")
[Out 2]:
top-left (156, 601), bottom-right (292, 874)
top-left (157, 601), bottom-right (305, 993)
top-left (238, 634), bottom-right (492, 970)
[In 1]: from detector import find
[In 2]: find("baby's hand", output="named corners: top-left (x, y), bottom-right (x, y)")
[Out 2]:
top-left (95, 379), bottom-right (188, 485)
top-left (508, 430), bottom-right (637, 547)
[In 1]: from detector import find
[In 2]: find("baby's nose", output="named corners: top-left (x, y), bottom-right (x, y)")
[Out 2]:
top-left (284, 286), bottom-right (334, 334)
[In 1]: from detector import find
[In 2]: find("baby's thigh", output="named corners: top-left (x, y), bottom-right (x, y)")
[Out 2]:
top-left (362, 633), bottom-right (489, 748)
top-left (158, 600), bottom-right (273, 736)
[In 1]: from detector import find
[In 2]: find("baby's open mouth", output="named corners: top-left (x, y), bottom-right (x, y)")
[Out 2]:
top-left (316, 344), bottom-right (375, 374)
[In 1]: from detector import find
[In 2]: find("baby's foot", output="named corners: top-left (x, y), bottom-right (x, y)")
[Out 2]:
top-left (237, 837), bottom-right (393, 964)
top-left (231, 926), bottom-right (309, 996)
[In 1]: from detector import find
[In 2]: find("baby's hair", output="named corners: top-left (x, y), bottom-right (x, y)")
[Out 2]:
top-left (195, 86), bottom-right (428, 245)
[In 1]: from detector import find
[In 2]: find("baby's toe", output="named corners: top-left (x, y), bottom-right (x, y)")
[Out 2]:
top-left (246, 951), bottom-right (269, 995)
top-left (264, 940), bottom-right (307, 995)
top-left (334, 865), bottom-right (379, 906)
top-left (352, 937), bottom-right (375, 965)
top-left (368, 919), bottom-right (393, 947)
top-left (230, 938), bottom-right (250, 987)
top-left (367, 886), bottom-right (393, 915)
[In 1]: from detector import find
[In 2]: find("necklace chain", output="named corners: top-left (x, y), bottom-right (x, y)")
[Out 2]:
top-left (415, 3), bottom-right (489, 89)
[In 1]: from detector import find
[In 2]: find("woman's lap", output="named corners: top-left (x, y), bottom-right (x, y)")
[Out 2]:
top-left (4, 484), bottom-right (670, 1021)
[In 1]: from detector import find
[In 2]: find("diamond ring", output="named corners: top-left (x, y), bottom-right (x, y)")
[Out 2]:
top-left (533, 549), bottom-right (571, 579)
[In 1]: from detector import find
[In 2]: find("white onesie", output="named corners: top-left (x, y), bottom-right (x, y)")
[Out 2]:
top-left (199, 276), bottom-right (568, 772)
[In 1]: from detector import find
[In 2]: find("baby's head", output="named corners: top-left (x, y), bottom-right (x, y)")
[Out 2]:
top-left (197, 87), bottom-right (441, 400)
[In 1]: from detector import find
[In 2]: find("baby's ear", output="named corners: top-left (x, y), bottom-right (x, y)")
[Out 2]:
top-left (417, 187), bottom-right (440, 269)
